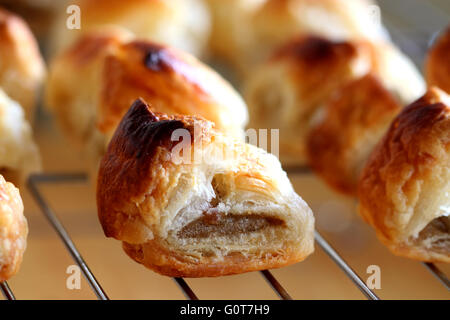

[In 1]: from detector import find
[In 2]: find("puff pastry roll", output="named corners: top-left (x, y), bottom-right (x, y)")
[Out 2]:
top-left (46, 30), bottom-right (248, 165)
top-left (97, 99), bottom-right (314, 277)
top-left (426, 27), bottom-right (450, 93)
top-left (244, 35), bottom-right (424, 165)
top-left (0, 88), bottom-right (41, 184)
top-left (0, 7), bottom-right (45, 120)
top-left (358, 88), bottom-right (450, 263)
top-left (307, 74), bottom-right (402, 196)
top-left (0, 174), bottom-right (27, 281)
top-left (50, 0), bottom-right (210, 57)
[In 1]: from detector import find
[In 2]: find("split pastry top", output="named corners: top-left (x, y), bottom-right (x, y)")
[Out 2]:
top-left (358, 88), bottom-right (450, 263)
top-left (97, 99), bottom-right (314, 277)
top-left (0, 88), bottom-right (41, 185)
top-left (46, 29), bottom-right (248, 164)
top-left (0, 175), bottom-right (28, 281)
top-left (0, 7), bottom-right (45, 120)
top-left (243, 35), bottom-right (425, 165)
top-left (50, 0), bottom-right (211, 57)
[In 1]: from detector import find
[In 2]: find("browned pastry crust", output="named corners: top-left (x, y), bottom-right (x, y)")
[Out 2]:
top-left (0, 7), bottom-right (45, 120)
top-left (46, 29), bottom-right (248, 166)
top-left (0, 174), bottom-right (27, 281)
top-left (426, 27), bottom-right (450, 93)
top-left (307, 74), bottom-right (402, 196)
top-left (97, 99), bottom-right (314, 277)
top-left (358, 87), bottom-right (450, 263)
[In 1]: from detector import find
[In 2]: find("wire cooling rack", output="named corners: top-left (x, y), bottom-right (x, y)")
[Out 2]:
top-left (0, 170), bottom-right (448, 300)
top-left (1, 0), bottom-right (449, 301)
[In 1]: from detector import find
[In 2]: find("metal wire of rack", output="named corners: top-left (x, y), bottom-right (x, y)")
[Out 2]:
top-left (1, 171), bottom-right (448, 300)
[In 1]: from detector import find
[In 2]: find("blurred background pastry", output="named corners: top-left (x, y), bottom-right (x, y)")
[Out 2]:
top-left (46, 29), bottom-right (248, 169)
top-left (248, 0), bottom-right (389, 68)
top-left (244, 36), bottom-right (370, 165)
top-left (358, 87), bottom-right (450, 263)
top-left (425, 26), bottom-right (450, 93)
top-left (207, 0), bottom-right (390, 79)
top-left (306, 74), bottom-right (402, 196)
top-left (0, 88), bottom-right (41, 185)
top-left (243, 35), bottom-right (424, 165)
top-left (204, 0), bottom-right (266, 78)
top-left (0, 8), bottom-right (45, 121)
top-left (49, 0), bottom-right (211, 58)
top-left (0, 0), bottom-right (63, 40)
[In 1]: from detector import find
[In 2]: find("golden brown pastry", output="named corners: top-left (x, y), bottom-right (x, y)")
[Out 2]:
top-left (46, 29), bottom-right (248, 165)
top-left (0, 174), bottom-right (27, 282)
top-left (358, 87), bottom-right (450, 263)
top-left (0, 88), bottom-right (41, 184)
top-left (97, 99), bottom-right (314, 277)
top-left (50, 0), bottom-right (210, 57)
top-left (244, 35), bottom-right (425, 165)
top-left (307, 74), bottom-right (402, 196)
top-left (0, 7), bottom-right (45, 120)
top-left (425, 27), bottom-right (450, 93)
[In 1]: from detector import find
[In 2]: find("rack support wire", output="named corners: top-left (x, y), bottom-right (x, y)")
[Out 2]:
top-left (314, 232), bottom-right (379, 300)
top-left (173, 278), bottom-right (198, 300)
top-left (27, 173), bottom-right (199, 300)
top-left (423, 263), bottom-right (450, 290)
top-left (27, 173), bottom-right (109, 300)
top-left (260, 270), bottom-right (292, 300)
top-left (0, 281), bottom-right (15, 300)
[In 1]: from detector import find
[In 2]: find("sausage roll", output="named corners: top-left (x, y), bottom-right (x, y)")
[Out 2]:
top-left (50, 0), bottom-right (210, 58)
top-left (307, 74), bottom-right (402, 196)
top-left (0, 174), bottom-right (27, 282)
top-left (0, 88), bottom-right (41, 184)
top-left (0, 7), bottom-right (45, 120)
top-left (244, 35), bottom-right (424, 165)
top-left (46, 30), bottom-right (248, 165)
top-left (97, 99), bottom-right (314, 277)
top-left (425, 27), bottom-right (450, 93)
top-left (358, 87), bottom-right (450, 263)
